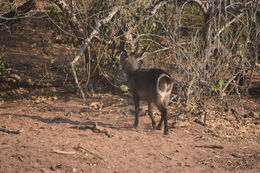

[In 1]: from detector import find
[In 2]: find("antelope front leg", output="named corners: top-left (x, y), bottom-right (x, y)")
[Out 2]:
top-left (133, 96), bottom-right (140, 128)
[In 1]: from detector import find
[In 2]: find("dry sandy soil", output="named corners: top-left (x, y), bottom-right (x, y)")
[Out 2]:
top-left (0, 5), bottom-right (260, 173)
top-left (0, 95), bottom-right (259, 173)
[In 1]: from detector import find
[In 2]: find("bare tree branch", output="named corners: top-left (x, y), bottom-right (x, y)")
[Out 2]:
top-left (213, 12), bottom-right (245, 41)
top-left (70, 6), bottom-right (120, 102)
top-left (52, 0), bottom-right (84, 40)
top-left (0, 0), bottom-right (35, 24)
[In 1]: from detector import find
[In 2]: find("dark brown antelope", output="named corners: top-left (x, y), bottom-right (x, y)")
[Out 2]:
top-left (120, 53), bottom-right (173, 135)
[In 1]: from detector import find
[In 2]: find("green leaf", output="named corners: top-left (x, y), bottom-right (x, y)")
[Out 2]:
top-left (212, 79), bottom-right (226, 92)
top-left (120, 85), bottom-right (129, 92)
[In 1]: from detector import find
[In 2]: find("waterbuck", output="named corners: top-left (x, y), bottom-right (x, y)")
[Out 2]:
top-left (120, 53), bottom-right (173, 135)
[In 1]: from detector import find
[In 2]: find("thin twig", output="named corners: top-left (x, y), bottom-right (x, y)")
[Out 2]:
top-left (186, 76), bottom-right (196, 105)
top-left (158, 151), bottom-right (172, 160)
top-left (213, 12), bottom-right (245, 41)
top-left (221, 68), bottom-right (247, 94)
top-left (75, 143), bottom-right (106, 162)
top-left (51, 148), bottom-right (75, 155)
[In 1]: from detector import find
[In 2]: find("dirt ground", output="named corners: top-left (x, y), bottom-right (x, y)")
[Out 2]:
top-left (0, 4), bottom-right (260, 173)
top-left (0, 95), bottom-right (259, 173)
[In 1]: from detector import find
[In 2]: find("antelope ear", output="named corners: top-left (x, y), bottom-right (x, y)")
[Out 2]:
top-left (119, 51), bottom-right (127, 61)
top-left (121, 51), bottom-right (128, 59)
top-left (136, 52), bottom-right (148, 61)
top-left (119, 51), bottom-right (128, 69)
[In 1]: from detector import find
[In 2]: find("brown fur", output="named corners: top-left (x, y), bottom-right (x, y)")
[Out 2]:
top-left (121, 55), bottom-right (173, 135)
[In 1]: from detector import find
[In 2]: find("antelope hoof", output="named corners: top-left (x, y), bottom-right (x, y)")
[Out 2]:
top-left (152, 122), bottom-right (156, 129)
top-left (164, 129), bottom-right (169, 135)
top-left (156, 125), bottom-right (162, 130)
top-left (133, 122), bottom-right (138, 128)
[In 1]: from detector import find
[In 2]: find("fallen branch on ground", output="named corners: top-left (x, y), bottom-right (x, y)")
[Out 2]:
top-left (0, 126), bottom-right (20, 134)
top-left (195, 145), bottom-right (224, 149)
top-left (51, 148), bottom-right (75, 155)
top-left (224, 102), bottom-right (244, 123)
top-left (158, 151), bottom-right (172, 160)
top-left (71, 122), bottom-right (113, 137)
top-left (231, 153), bottom-right (260, 158)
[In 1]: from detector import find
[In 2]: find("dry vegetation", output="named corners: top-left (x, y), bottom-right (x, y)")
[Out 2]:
top-left (0, 0), bottom-right (259, 172)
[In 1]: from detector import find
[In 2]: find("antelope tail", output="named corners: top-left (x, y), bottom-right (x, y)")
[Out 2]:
top-left (157, 73), bottom-right (173, 100)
